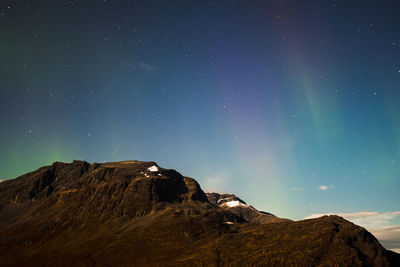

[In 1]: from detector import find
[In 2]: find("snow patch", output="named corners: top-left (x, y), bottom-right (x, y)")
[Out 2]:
top-left (148, 165), bottom-right (159, 172)
top-left (222, 200), bottom-right (247, 208)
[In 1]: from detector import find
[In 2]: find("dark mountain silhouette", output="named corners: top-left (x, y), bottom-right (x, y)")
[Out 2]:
top-left (0, 160), bottom-right (399, 266)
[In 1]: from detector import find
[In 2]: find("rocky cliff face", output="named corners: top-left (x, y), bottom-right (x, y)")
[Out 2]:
top-left (0, 160), bottom-right (399, 266)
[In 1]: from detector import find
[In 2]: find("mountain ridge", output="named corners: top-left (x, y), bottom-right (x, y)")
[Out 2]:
top-left (0, 160), bottom-right (399, 266)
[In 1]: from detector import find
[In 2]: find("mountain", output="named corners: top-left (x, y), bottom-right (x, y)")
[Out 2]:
top-left (0, 160), bottom-right (399, 266)
top-left (206, 192), bottom-right (289, 224)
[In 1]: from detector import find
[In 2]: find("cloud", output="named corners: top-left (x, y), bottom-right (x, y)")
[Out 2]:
top-left (392, 248), bottom-right (400, 253)
top-left (291, 187), bottom-right (304, 191)
top-left (371, 226), bottom-right (400, 253)
top-left (304, 211), bottom-right (400, 253)
top-left (317, 185), bottom-right (334, 191)
top-left (305, 211), bottom-right (400, 229)
top-left (372, 225), bottom-right (400, 240)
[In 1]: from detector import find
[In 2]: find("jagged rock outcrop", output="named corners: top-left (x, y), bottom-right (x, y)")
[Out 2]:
top-left (0, 160), bottom-right (399, 266)
top-left (206, 192), bottom-right (247, 206)
top-left (206, 192), bottom-right (288, 224)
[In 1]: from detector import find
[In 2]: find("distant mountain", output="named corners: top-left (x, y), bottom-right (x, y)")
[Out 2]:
top-left (206, 192), bottom-right (289, 224)
top-left (0, 160), bottom-right (399, 266)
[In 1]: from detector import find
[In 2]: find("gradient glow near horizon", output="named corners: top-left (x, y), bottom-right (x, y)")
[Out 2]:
top-left (0, 1), bottom-right (399, 223)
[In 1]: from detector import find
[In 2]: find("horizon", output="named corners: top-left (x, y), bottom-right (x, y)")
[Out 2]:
top-left (0, 0), bottom-right (399, 252)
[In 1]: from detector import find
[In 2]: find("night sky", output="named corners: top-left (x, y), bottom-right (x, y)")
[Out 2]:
top-left (1, 0), bottom-right (400, 247)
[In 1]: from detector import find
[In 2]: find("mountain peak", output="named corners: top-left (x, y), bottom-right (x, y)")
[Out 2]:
top-left (206, 192), bottom-right (287, 224)
top-left (0, 160), bottom-right (208, 220)
top-left (206, 192), bottom-right (247, 206)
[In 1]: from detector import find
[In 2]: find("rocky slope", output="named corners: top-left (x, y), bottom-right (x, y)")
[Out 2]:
top-left (0, 160), bottom-right (399, 266)
top-left (206, 192), bottom-right (289, 224)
